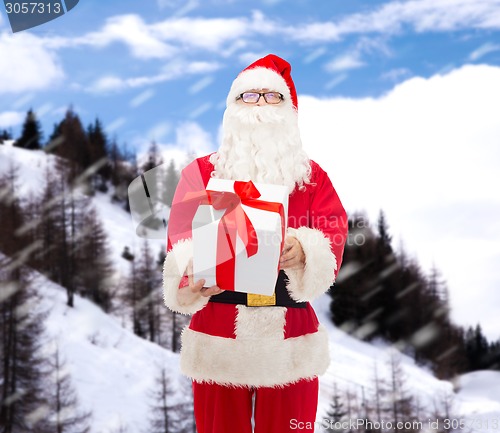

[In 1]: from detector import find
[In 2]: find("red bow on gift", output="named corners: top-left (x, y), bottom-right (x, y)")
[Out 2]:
top-left (184, 180), bottom-right (285, 292)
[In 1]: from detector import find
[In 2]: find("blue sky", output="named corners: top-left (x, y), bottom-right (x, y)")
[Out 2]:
top-left (1, 0), bottom-right (500, 340)
top-left (1, 0), bottom-right (500, 150)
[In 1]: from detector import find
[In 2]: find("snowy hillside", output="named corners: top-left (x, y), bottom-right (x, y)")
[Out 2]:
top-left (2, 144), bottom-right (500, 433)
top-left (32, 264), bottom-right (186, 433)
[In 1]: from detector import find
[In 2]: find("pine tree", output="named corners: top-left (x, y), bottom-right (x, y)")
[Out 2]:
top-left (0, 129), bottom-right (12, 144)
top-left (464, 324), bottom-right (490, 371)
top-left (31, 167), bottom-right (63, 285)
top-left (46, 122), bottom-right (63, 153)
top-left (54, 107), bottom-right (91, 185)
top-left (14, 109), bottom-right (43, 150)
top-left (163, 159), bottom-right (180, 207)
top-left (141, 141), bottom-right (163, 173)
top-left (144, 366), bottom-right (177, 433)
top-left (122, 249), bottom-right (141, 336)
top-left (330, 212), bottom-right (378, 334)
top-left (87, 118), bottom-right (109, 170)
top-left (373, 210), bottom-right (401, 342)
top-left (386, 351), bottom-right (417, 433)
top-left (31, 169), bottom-right (92, 309)
top-left (54, 174), bottom-right (80, 308)
top-left (108, 139), bottom-right (137, 207)
top-left (371, 362), bottom-right (386, 425)
top-left (127, 241), bottom-right (161, 342)
top-left (0, 164), bottom-right (29, 259)
top-left (77, 206), bottom-right (114, 312)
top-left (45, 342), bottom-right (92, 433)
top-left (87, 118), bottom-right (111, 191)
top-left (145, 367), bottom-right (193, 433)
top-left (0, 259), bottom-right (52, 433)
top-left (431, 392), bottom-right (463, 433)
top-left (325, 382), bottom-right (348, 431)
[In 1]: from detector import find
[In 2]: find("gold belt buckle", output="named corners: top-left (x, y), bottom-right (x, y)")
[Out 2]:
top-left (247, 292), bottom-right (276, 307)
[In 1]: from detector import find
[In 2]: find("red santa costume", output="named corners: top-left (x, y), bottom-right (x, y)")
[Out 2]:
top-left (163, 54), bottom-right (348, 433)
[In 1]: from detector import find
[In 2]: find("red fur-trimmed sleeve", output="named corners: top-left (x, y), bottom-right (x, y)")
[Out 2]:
top-left (163, 156), bottom-right (213, 314)
top-left (285, 161), bottom-right (348, 302)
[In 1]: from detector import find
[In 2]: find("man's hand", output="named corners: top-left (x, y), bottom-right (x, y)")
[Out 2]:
top-left (280, 236), bottom-right (305, 270)
top-left (187, 259), bottom-right (224, 297)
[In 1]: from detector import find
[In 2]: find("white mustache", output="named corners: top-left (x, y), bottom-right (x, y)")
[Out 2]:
top-left (227, 104), bottom-right (287, 125)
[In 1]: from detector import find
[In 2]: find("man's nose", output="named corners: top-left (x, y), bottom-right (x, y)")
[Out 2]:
top-left (256, 95), bottom-right (267, 106)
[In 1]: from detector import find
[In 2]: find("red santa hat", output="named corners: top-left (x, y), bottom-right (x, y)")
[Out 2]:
top-left (226, 54), bottom-right (298, 111)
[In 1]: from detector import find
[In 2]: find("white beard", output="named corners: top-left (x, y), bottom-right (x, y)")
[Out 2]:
top-left (210, 103), bottom-right (311, 193)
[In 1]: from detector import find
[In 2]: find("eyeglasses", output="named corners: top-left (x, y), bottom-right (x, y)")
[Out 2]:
top-left (237, 92), bottom-right (284, 104)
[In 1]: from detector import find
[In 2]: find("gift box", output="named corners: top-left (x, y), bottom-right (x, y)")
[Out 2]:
top-left (191, 179), bottom-right (288, 296)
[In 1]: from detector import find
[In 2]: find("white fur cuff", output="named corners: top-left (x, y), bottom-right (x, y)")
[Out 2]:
top-left (163, 239), bottom-right (209, 315)
top-left (285, 227), bottom-right (337, 302)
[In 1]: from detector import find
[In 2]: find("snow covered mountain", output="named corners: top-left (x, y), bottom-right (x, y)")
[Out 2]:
top-left (1, 143), bottom-right (499, 433)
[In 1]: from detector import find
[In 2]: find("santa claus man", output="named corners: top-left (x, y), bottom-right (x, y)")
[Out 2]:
top-left (163, 54), bottom-right (347, 433)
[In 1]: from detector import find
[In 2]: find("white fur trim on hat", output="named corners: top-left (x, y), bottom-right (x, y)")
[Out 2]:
top-left (227, 67), bottom-right (293, 108)
top-left (163, 239), bottom-right (210, 315)
top-left (284, 227), bottom-right (337, 302)
top-left (179, 306), bottom-right (330, 387)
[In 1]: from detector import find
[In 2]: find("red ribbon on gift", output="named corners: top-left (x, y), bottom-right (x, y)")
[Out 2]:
top-left (185, 180), bottom-right (286, 291)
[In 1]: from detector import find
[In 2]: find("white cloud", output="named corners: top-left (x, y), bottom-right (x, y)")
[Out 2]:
top-left (88, 61), bottom-right (221, 93)
top-left (155, 0), bottom-right (199, 16)
top-left (290, 22), bottom-right (342, 42)
top-left (291, 0), bottom-right (500, 42)
top-left (469, 42), bottom-right (500, 61)
top-left (80, 15), bottom-right (175, 59)
top-left (325, 74), bottom-right (348, 90)
top-left (170, 0), bottom-right (199, 18)
top-left (303, 48), bottom-right (327, 64)
top-left (325, 53), bottom-right (365, 72)
top-left (43, 13), bottom-right (251, 56)
top-left (0, 32), bottom-right (64, 94)
top-left (151, 16), bottom-right (247, 51)
top-left (11, 94), bottom-right (35, 109)
top-left (90, 76), bottom-right (124, 93)
top-left (325, 38), bottom-right (391, 74)
top-left (261, 0), bottom-right (283, 5)
top-left (174, 121), bottom-right (213, 155)
top-left (130, 89), bottom-right (156, 108)
top-left (298, 64), bottom-right (500, 340)
top-left (42, 11), bottom-right (278, 59)
top-left (106, 117), bottom-right (127, 133)
top-left (0, 111), bottom-right (24, 128)
top-left (156, 0), bottom-right (173, 9)
top-left (146, 122), bottom-right (172, 142)
top-left (189, 76), bottom-right (214, 94)
top-left (135, 121), bottom-right (214, 168)
top-left (238, 51), bottom-right (269, 66)
top-left (188, 102), bottom-right (212, 119)
top-left (381, 68), bottom-right (412, 81)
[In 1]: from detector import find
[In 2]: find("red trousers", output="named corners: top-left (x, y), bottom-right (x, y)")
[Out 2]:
top-left (192, 378), bottom-right (319, 433)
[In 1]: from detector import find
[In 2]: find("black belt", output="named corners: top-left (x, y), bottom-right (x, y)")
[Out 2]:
top-left (209, 271), bottom-right (307, 308)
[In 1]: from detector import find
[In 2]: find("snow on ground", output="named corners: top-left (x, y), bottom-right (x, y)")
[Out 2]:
top-left (455, 371), bottom-right (500, 432)
top-left (314, 295), bottom-right (500, 432)
top-left (34, 268), bottom-right (185, 433)
top-left (0, 142), bottom-right (57, 197)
